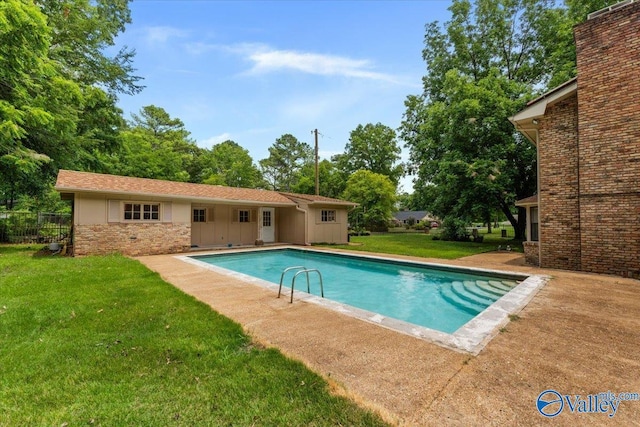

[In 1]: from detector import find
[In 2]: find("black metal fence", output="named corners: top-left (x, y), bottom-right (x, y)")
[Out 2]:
top-left (0, 212), bottom-right (71, 244)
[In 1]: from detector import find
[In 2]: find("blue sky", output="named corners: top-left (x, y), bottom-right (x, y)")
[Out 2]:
top-left (114, 0), bottom-right (453, 192)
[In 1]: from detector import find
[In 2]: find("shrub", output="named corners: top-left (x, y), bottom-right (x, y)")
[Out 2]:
top-left (440, 218), bottom-right (471, 242)
top-left (348, 228), bottom-right (371, 237)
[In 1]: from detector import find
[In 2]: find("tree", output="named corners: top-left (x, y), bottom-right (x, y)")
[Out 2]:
top-left (400, 0), bottom-right (563, 239)
top-left (291, 159), bottom-right (344, 198)
top-left (342, 170), bottom-right (396, 232)
top-left (335, 123), bottom-right (403, 186)
top-left (101, 106), bottom-right (197, 182)
top-left (201, 140), bottom-right (261, 188)
top-left (0, 0), bottom-right (139, 209)
top-left (38, 0), bottom-right (143, 96)
top-left (0, 0), bottom-right (82, 208)
top-left (259, 134), bottom-right (313, 192)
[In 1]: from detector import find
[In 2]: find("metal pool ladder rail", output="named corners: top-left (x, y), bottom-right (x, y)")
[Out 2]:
top-left (277, 266), bottom-right (324, 303)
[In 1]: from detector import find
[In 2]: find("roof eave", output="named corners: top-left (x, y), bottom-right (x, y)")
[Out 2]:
top-left (509, 79), bottom-right (578, 145)
top-left (54, 186), bottom-right (297, 207)
top-left (307, 200), bottom-right (359, 207)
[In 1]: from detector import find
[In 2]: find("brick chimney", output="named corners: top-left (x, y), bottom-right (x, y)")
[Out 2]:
top-left (574, 0), bottom-right (640, 276)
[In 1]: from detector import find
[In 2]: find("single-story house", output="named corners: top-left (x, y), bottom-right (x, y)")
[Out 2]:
top-left (392, 211), bottom-right (435, 226)
top-left (55, 170), bottom-right (357, 256)
top-left (510, 0), bottom-right (640, 278)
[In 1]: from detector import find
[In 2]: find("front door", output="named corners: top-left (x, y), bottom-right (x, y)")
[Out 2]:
top-left (262, 208), bottom-right (275, 243)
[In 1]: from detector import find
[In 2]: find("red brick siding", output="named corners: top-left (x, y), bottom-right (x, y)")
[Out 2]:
top-left (578, 195), bottom-right (640, 276)
top-left (537, 96), bottom-right (581, 270)
top-left (523, 241), bottom-right (540, 266)
top-left (74, 223), bottom-right (191, 256)
top-left (574, 2), bottom-right (640, 276)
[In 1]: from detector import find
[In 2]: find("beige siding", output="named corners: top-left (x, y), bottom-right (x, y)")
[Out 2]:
top-left (76, 194), bottom-right (107, 225)
top-left (277, 207), bottom-right (306, 245)
top-left (191, 205), bottom-right (216, 246)
top-left (308, 206), bottom-right (349, 244)
top-left (172, 202), bottom-right (190, 223)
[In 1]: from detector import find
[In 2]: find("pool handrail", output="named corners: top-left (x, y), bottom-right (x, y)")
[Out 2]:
top-left (290, 269), bottom-right (324, 303)
top-left (277, 266), bottom-right (306, 299)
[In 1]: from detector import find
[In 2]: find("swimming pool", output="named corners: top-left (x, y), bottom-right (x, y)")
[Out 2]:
top-left (181, 247), bottom-right (548, 353)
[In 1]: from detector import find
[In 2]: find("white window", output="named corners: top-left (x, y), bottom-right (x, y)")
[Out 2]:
top-left (530, 207), bottom-right (539, 242)
top-left (124, 203), bottom-right (159, 221)
top-left (262, 210), bottom-right (271, 227)
top-left (321, 210), bottom-right (336, 223)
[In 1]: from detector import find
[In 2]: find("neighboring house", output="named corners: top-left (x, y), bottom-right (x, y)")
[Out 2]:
top-left (392, 211), bottom-right (431, 226)
top-left (55, 170), bottom-right (356, 256)
top-left (510, 0), bottom-right (640, 278)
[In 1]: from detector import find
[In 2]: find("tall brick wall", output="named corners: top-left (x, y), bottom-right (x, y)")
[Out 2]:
top-left (537, 96), bottom-right (581, 271)
top-left (574, 2), bottom-right (640, 277)
top-left (74, 223), bottom-right (191, 256)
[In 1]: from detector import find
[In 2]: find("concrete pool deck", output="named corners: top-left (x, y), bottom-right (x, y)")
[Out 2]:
top-left (137, 249), bottom-right (640, 426)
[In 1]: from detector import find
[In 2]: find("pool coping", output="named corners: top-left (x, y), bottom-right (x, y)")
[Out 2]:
top-left (176, 246), bottom-right (550, 355)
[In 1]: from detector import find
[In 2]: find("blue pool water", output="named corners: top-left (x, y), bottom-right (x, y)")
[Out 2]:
top-left (192, 249), bottom-right (521, 334)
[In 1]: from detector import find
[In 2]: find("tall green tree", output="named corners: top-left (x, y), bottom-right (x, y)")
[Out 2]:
top-left (259, 134), bottom-right (313, 192)
top-left (0, 0), bottom-right (139, 209)
top-left (343, 170), bottom-right (396, 232)
top-left (335, 123), bottom-right (403, 187)
top-left (401, 0), bottom-right (566, 239)
top-left (201, 140), bottom-right (261, 188)
top-left (0, 0), bottom-right (82, 208)
top-left (38, 0), bottom-right (143, 96)
top-left (291, 159), bottom-right (344, 198)
top-left (101, 106), bottom-right (197, 182)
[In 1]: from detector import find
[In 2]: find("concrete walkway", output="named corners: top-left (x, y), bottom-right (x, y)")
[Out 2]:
top-left (137, 250), bottom-right (640, 426)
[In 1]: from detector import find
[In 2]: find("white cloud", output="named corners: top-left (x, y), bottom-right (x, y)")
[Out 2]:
top-left (143, 26), bottom-right (189, 44)
top-left (189, 42), bottom-right (401, 83)
top-left (243, 45), bottom-right (398, 83)
top-left (198, 133), bottom-right (232, 149)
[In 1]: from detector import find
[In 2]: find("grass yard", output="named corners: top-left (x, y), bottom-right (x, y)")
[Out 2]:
top-left (327, 229), bottom-right (521, 259)
top-left (0, 245), bottom-right (388, 426)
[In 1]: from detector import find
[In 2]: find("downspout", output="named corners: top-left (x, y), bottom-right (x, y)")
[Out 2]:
top-left (295, 205), bottom-right (310, 246)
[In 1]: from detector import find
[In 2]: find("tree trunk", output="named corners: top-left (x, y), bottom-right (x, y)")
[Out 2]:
top-left (486, 212), bottom-right (492, 234)
top-left (498, 198), bottom-right (525, 240)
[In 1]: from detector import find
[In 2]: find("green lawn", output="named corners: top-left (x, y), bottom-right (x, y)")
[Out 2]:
top-left (0, 246), bottom-right (388, 426)
top-left (327, 229), bottom-right (522, 259)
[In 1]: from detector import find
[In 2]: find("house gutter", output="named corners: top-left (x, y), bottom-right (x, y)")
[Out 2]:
top-left (295, 205), bottom-right (310, 245)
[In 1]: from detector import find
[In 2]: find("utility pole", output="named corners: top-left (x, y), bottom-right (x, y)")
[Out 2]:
top-left (313, 129), bottom-right (319, 195)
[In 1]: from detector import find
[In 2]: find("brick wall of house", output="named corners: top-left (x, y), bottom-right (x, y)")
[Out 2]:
top-left (74, 223), bottom-right (191, 256)
top-left (523, 241), bottom-right (540, 266)
top-left (574, 2), bottom-right (640, 277)
top-left (538, 96), bottom-right (581, 271)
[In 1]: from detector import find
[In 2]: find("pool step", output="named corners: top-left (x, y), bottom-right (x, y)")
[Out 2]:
top-left (487, 280), bottom-right (517, 292)
top-left (439, 285), bottom-right (485, 316)
top-left (475, 280), bottom-right (507, 298)
top-left (462, 280), bottom-right (503, 302)
top-left (475, 280), bottom-right (510, 297)
top-left (451, 281), bottom-right (495, 307)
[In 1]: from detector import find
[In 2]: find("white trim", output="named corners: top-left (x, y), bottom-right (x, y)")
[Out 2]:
top-left (509, 79), bottom-right (578, 144)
